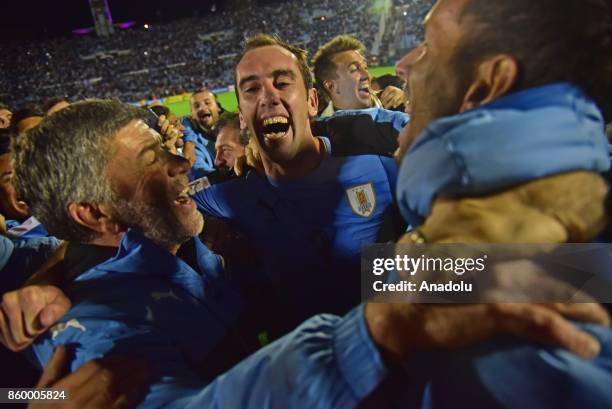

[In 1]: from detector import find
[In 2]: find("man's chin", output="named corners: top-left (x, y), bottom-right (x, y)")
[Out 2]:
top-left (182, 211), bottom-right (205, 237)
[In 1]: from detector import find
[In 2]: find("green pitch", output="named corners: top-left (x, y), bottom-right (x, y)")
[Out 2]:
top-left (166, 65), bottom-right (396, 116)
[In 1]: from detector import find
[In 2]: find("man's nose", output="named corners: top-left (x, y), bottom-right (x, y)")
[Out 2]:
top-left (214, 150), bottom-right (225, 168)
top-left (260, 82), bottom-right (281, 108)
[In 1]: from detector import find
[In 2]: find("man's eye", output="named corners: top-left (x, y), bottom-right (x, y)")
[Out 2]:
top-left (143, 151), bottom-right (157, 165)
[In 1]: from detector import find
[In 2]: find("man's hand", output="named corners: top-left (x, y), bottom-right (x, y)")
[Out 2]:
top-left (365, 303), bottom-right (610, 362)
top-left (234, 137), bottom-right (265, 177)
top-left (379, 86), bottom-right (405, 109)
top-left (158, 115), bottom-right (182, 154)
top-left (28, 346), bottom-right (151, 409)
top-left (0, 285), bottom-right (70, 351)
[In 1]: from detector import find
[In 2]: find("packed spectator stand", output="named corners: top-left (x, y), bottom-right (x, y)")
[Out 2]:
top-left (0, 0), bottom-right (401, 108)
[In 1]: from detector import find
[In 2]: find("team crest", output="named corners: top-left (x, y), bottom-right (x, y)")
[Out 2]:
top-left (346, 183), bottom-right (376, 218)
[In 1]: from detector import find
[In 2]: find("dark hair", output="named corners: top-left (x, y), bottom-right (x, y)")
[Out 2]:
top-left (10, 105), bottom-right (44, 128)
top-left (372, 74), bottom-right (404, 90)
top-left (0, 128), bottom-right (14, 155)
top-left (459, 0), bottom-right (612, 120)
top-left (191, 87), bottom-right (226, 114)
top-left (12, 99), bottom-right (146, 243)
top-left (41, 97), bottom-right (69, 114)
top-left (215, 112), bottom-right (249, 146)
top-left (149, 104), bottom-right (171, 117)
top-left (234, 34), bottom-right (314, 102)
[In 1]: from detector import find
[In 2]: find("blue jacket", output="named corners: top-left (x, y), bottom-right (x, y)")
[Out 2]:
top-left (181, 117), bottom-right (216, 178)
top-left (29, 230), bottom-right (387, 408)
top-left (395, 83), bottom-right (612, 408)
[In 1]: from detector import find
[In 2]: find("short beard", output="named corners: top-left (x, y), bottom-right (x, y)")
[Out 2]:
top-left (112, 198), bottom-right (202, 252)
top-left (194, 116), bottom-right (213, 134)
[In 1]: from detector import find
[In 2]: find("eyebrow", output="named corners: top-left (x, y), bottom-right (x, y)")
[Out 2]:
top-left (239, 69), bottom-right (296, 88)
top-left (348, 59), bottom-right (366, 67)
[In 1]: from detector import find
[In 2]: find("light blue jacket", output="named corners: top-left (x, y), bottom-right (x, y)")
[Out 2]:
top-left (29, 230), bottom-right (386, 408)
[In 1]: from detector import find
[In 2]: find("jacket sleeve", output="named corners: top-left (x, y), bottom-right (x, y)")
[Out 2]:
top-left (172, 305), bottom-right (387, 409)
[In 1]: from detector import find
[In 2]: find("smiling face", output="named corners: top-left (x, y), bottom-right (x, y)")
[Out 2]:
top-left (190, 90), bottom-right (221, 132)
top-left (105, 120), bottom-right (203, 251)
top-left (327, 50), bottom-right (372, 109)
top-left (236, 45), bottom-right (318, 165)
top-left (396, 0), bottom-right (472, 163)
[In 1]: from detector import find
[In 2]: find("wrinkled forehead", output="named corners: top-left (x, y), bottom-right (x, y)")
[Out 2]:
top-left (111, 119), bottom-right (161, 152)
top-left (216, 123), bottom-right (241, 145)
top-left (191, 91), bottom-right (215, 103)
top-left (236, 45), bottom-right (300, 81)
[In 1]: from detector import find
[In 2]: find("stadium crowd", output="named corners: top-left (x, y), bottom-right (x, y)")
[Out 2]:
top-left (1, 0), bottom-right (385, 108)
top-left (1, 0), bottom-right (612, 408)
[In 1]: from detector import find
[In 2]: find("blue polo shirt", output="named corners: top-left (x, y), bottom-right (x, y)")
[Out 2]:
top-left (194, 153), bottom-right (398, 322)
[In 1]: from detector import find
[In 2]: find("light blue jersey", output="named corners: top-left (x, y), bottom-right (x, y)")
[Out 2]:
top-left (194, 153), bottom-right (399, 322)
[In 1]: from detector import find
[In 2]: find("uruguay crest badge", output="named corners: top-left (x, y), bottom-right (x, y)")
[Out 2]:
top-left (346, 183), bottom-right (376, 218)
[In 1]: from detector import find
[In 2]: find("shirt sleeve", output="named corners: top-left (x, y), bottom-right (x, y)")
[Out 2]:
top-left (193, 183), bottom-right (232, 218)
top-left (174, 305), bottom-right (387, 409)
top-left (181, 117), bottom-right (198, 144)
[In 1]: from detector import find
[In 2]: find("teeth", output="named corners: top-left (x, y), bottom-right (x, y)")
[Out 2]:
top-left (262, 117), bottom-right (288, 126)
top-left (263, 132), bottom-right (287, 140)
top-left (179, 186), bottom-right (189, 197)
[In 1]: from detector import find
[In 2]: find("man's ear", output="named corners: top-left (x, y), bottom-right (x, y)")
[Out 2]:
top-left (323, 79), bottom-right (336, 96)
top-left (307, 87), bottom-right (319, 118)
top-left (460, 54), bottom-right (519, 112)
top-left (67, 202), bottom-right (125, 236)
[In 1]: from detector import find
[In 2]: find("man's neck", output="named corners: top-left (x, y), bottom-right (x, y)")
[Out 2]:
top-left (89, 232), bottom-right (123, 248)
top-left (262, 135), bottom-right (325, 180)
top-left (193, 119), bottom-right (214, 137)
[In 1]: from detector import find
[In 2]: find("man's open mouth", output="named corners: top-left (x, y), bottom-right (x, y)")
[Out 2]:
top-left (261, 116), bottom-right (290, 141)
top-left (174, 187), bottom-right (193, 206)
top-left (358, 86), bottom-right (370, 98)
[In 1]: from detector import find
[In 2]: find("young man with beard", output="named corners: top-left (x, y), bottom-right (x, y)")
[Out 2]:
top-left (3, 100), bottom-right (607, 408)
top-left (192, 34), bottom-right (403, 330)
top-left (390, 0), bottom-right (612, 406)
top-left (181, 88), bottom-right (223, 179)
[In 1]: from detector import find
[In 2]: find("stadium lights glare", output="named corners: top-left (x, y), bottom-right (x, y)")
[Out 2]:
top-left (144, 24), bottom-right (150, 29)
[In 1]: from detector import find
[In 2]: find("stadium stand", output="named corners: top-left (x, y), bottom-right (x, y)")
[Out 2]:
top-left (0, 0), bottom-right (419, 107)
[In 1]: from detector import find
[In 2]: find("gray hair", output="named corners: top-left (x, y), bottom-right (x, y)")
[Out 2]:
top-left (11, 99), bottom-right (146, 243)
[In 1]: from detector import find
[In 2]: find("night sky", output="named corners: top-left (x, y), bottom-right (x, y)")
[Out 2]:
top-left (0, 0), bottom-right (233, 44)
